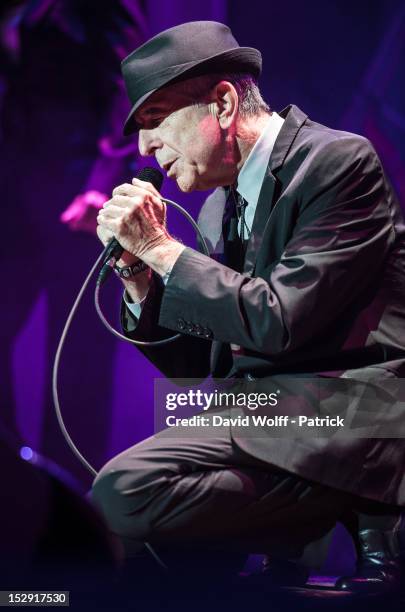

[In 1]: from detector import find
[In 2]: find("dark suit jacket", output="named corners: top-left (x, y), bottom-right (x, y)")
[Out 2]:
top-left (122, 104), bottom-right (405, 506)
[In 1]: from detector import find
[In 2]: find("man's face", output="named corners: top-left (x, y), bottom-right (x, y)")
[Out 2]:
top-left (135, 81), bottom-right (236, 192)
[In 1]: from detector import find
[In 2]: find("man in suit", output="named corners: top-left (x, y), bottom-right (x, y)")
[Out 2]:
top-left (93, 21), bottom-right (405, 592)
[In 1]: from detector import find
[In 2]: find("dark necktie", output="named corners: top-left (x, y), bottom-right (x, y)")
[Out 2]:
top-left (222, 189), bottom-right (248, 272)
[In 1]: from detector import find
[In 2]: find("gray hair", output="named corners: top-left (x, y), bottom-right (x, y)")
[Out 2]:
top-left (178, 72), bottom-right (271, 118)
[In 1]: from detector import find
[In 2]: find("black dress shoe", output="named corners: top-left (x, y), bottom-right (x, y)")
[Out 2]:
top-left (335, 526), bottom-right (403, 594)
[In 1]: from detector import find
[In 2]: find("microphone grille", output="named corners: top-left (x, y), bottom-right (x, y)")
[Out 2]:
top-left (137, 167), bottom-right (164, 192)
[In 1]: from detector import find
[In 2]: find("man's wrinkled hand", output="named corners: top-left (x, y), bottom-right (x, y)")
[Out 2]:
top-left (97, 177), bottom-right (171, 259)
top-left (96, 223), bottom-right (114, 247)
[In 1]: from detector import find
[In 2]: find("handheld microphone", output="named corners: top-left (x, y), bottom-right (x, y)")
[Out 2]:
top-left (98, 167), bottom-right (164, 285)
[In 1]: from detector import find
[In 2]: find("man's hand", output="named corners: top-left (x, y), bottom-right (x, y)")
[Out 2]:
top-left (96, 223), bottom-right (114, 247)
top-left (61, 190), bottom-right (108, 234)
top-left (97, 178), bottom-right (167, 256)
top-left (97, 178), bottom-right (185, 276)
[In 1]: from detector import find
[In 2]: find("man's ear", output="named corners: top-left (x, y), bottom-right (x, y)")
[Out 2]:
top-left (211, 81), bottom-right (238, 129)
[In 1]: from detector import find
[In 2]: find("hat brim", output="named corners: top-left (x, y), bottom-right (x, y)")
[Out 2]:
top-left (123, 46), bottom-right (262, 136)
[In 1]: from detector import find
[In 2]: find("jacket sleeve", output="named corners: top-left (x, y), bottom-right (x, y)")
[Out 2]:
top-left (157, 137), bottom-right (396, 357)
top-left (121, 274), bottom-right (212, 380)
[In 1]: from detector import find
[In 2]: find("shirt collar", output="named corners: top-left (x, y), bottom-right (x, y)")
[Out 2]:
top-left (236, 111), bottom-right (285, 207)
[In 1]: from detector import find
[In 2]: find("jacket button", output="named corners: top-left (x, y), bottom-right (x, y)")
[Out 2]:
top-left (177, 318), bottom-right (186, 330)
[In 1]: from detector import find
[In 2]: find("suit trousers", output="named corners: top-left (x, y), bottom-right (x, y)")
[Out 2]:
top-left (92, 406), bottom-right (356, 571)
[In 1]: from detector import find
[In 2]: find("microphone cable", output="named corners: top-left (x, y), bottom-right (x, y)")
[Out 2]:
top-left (52, 188), bottom-right (210, 571)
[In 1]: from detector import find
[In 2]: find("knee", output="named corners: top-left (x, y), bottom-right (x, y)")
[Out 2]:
top-left (90, 454), bottom-right (163, 541)
top-left (91, 460), bottom-right (124, 531)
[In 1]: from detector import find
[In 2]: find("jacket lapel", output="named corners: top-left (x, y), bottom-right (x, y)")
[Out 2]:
top-left (243, 169), bottom-right (277, 274)
top-left (200, 105), bottom-right (310, 377)
top-left (243, 105), bottom-right (308, 276)
top-left (197, 186), bottom-right (227, 261)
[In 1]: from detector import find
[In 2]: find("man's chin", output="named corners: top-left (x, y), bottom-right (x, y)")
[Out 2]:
top-left (175, 175), bottom-right (197, 193)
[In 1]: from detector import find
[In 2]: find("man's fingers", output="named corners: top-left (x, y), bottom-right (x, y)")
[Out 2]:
top-left (131, 177), bottom-right (161, 198)
top-left (97, 213), bottom-right (118, 233)
top-left (96, 224), bottom-right (114, 244)
top-left (98, 203), bottom-right (128, 221)
top-left (112, 180), bottom-right (161, 200)
top-left (103, 195), bottom-right (135, 209)
top-left (112, 183), bottom-right (136, 198)
top-left (103, 193), bottom-right (164, 215)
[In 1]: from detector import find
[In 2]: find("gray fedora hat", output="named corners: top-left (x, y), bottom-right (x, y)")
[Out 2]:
top-left (121, 21), bottom-right (262, 135)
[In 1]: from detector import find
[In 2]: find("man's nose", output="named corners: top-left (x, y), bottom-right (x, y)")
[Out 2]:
top-left (138, 129), bottom-right (162, 157)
